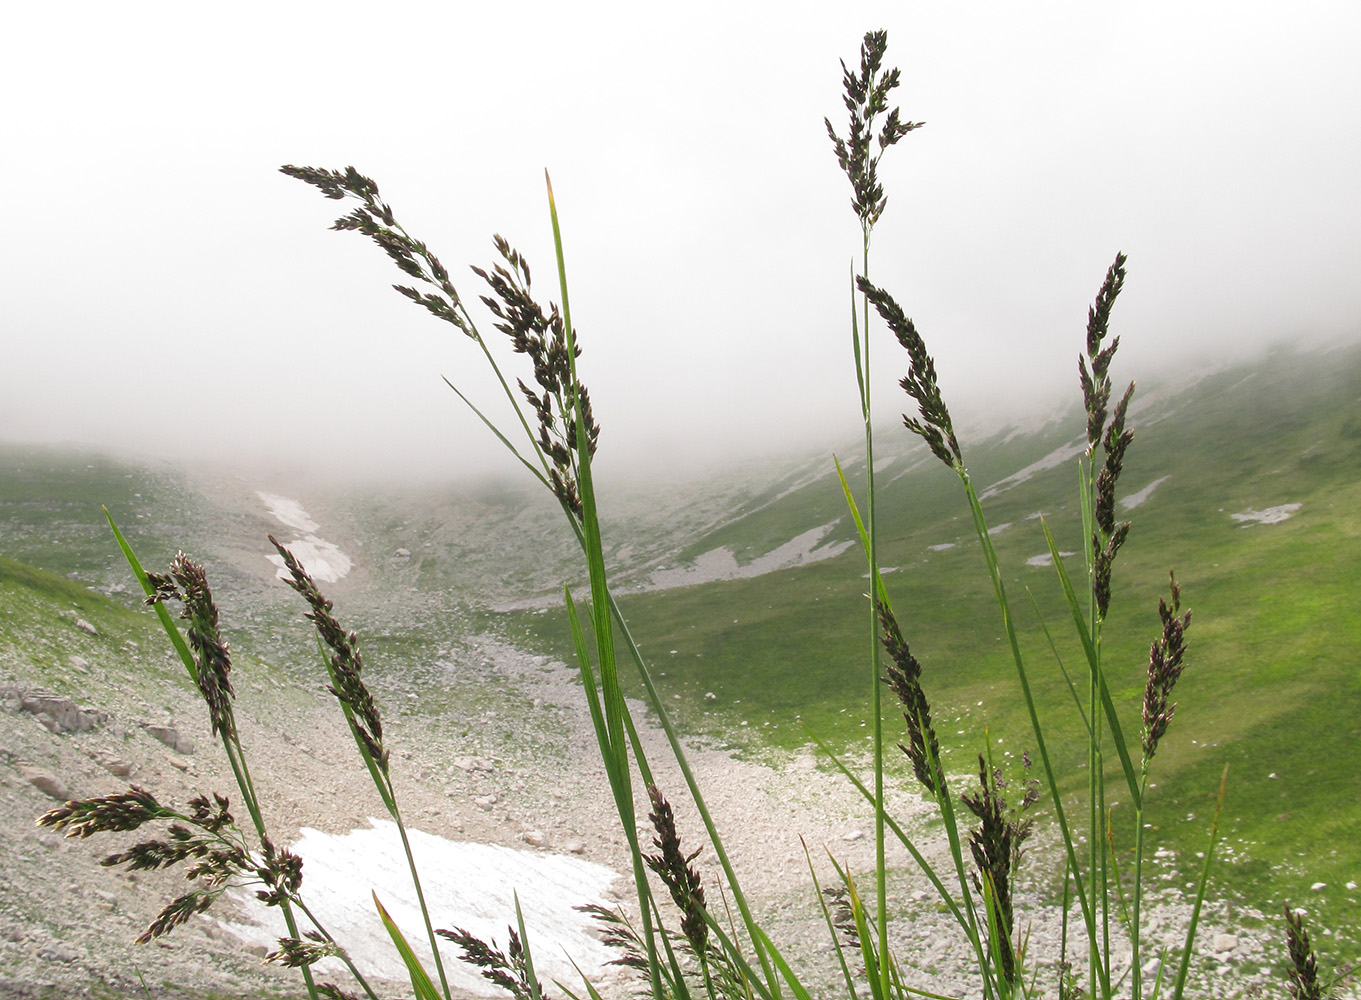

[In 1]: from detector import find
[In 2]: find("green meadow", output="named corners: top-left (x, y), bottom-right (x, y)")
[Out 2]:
top-left (501, 345), bottom-right (1361, 952)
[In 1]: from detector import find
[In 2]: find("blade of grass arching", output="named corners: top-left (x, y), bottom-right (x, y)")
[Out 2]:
top-left (1170, 767), bottom-right (1228, 1000)
top-left (811, 735), bottom-right (973, 938)
top-left (956, 487), bottom-right (1104, 997)
top-left (440, 376), bottom-right (550, 489)
top-left (1023, 588), bottom-right (1092, 737)
top-left (1147, 950), bottom-right (1168, 1000)
top-left (311, 635), bottom-right (398, 818)
top-left (750, 925), bottom-right (815, 1000)
top-left (833, 862), bottom-right (885, 1000)
top-left (560, 956), bottom-right (612, 1000)
top-left (834, 457), bottom-right (894, 610)
top-left (643, 892), bottom-right (692, 1000)
top-left (374, 893), bottom-right (443, 1000)
top-left (1039, 517), bottom-right (1140, 809)
top-left (513, 893), bottom-right (542, 1000)
top-left (106, 509), bottom-right (197, 681)
top-left (803, 838), bottom-right (856, 997)
top-left (606, 595), bottom-right (780, 998)
top-left (565, 590), bottom-right (665, 998)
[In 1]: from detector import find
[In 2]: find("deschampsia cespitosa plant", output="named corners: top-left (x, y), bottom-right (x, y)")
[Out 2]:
top-left (33, 27), bottom-right (1342, 1000)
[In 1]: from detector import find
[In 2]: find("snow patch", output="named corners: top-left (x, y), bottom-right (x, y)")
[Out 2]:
top-left (1026, 551), bottom-right (1076, 568)
top-left (979, 436), bottom-right (1087, 499)
top-left (646, 522), bottom-right (853, 589)
top-left (928, 543), bottom-right (956, 552)
top-left (1231, 503), bottom-right (1301, 525)
top-left (257, 492), bottom-right (320, 533)
top-left (219, 819), bottom-right (618, 995)
top-left (259, 492), bottom-right (353, 583)
top-left (1121, 476), bottom-right (1171, 511)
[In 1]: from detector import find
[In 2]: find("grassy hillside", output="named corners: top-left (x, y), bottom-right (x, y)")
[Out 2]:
top-left (3, 343), bottom-right (1358, 968)
top-left (502, 343), bottom-right (1361, 954)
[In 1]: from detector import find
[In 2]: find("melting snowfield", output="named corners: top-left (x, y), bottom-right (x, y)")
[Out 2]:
top-left (1121, 475), bottom-right (1171, 510)
top-left (220, 819), bottom-right (619, 995)
top-left (644, 521), bottom-right (853, 590)
top-left (258, 492), bottom-right (353, 583)
top-left (1231, 503), bottom-right (1302, 525)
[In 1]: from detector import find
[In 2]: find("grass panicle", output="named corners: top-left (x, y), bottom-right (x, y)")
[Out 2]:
top-left (856, 276), bottom-right (961, 470)
top-left (437, 927), bottom-right (550, 1000)
top-left (960, 754), bottom-right (1038, 984)
top-left (1140, 571), bottom-right (1192, 766)
top-left (265, 935), bottom-right (345, 969)
top-left (644, 785), bottom-right (709, 957)
top-left (876, 600), bottom-right (942, 795)
top-left (825, 29), bottom-right (923, 232)
top-left (36, 786), bottom-right (165, 839)
top-left (145, 553), bottom-right (236, 740)
top-left (269, 534), bottom-right (388, 774)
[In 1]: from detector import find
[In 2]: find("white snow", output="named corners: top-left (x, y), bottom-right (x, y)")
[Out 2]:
top-left (1231, 503), bottom-right (1302, 525)
top-left (257, 492), bottom-right (321, 533)
top-left (258, 492), bottom-right (354, 583)
top-left (978, 436), bottom-right (1087, 499)
top-left (1026, 551), bottom-right (1076, 567)
top-left (1121, 476), bottom-right (1171, 510)
top-left (219, 819), bottom-right (619, 995)
top-left (645, 522), bottom-right (853, 590)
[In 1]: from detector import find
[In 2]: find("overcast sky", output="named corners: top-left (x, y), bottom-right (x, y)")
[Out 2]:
top-left (4, 2), bottom-right (1359, 483)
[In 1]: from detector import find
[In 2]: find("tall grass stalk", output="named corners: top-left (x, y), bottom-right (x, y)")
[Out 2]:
top-left (825, 33), bottom-right (923, 998)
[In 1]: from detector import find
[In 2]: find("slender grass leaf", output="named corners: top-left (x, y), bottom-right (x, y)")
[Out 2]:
top-left (373, 893), bottom-right (443, 1000)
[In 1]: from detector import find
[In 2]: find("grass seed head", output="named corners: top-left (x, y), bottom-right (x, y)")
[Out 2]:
top-left (37, 787), bottom-right (165, 839)
top-left (961, 754), bottom-right (1036, 984)
top-left (146, 553), bottom-right (236, 741)
top-left (1283, 904), bottom-right (1326, 1000)
top-left (269, 535), bottom-right (388, 775)
top-left (857, 278), bottom-right (962, 470)
top-left (644, 784), bottom-right (709, 955)
top-left (437, 926), bottom-right (549, 1000)
top-left (826, 30), bottom-right (923, 233)
top-left (1141, 571), bottom-right (1192, 765)
top-left (265, 936), bottom-right (341, 969)
top-left (878, 601), bottom-right (943, 794)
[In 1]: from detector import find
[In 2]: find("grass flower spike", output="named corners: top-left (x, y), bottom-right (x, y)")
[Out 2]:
top-left (1141, 571), bottom-right (1192, 766)
top-left (145, 553), bottom-right (236, 740)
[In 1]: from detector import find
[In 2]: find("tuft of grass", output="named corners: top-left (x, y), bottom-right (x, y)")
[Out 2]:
top-left (21, 27), bottom-right (1358, 1000)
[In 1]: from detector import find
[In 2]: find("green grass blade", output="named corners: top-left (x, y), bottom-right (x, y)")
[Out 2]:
top-left (803, 838), bottom-right (856, 997)
top-left (1040, 516), bottom-right (1141, 809)
top-left (956, 485), bottom-right (1101, 994)
top-left (850, 266), bottom-right (867, 416)
top-left (373, 892), bottom-right (443, 1000)
top-left (750, 924), bottom-right (815, 1000)
top-left (440, 375), bottom-right (549, 488)
top-left (105, 508), bottom-right (197, 682)
top-left (834, 863), bottom-right (885, 1000)
top-left (513, 892), bottom-right (542, 1000)
top-left (1170, 767), bottom-right (1228, 1000)
top-left (1024, 587), bottom-right (1092, 737)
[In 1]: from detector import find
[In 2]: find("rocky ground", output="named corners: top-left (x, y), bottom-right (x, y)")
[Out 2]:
top-left (0, 634), bottom-right (1328, 999)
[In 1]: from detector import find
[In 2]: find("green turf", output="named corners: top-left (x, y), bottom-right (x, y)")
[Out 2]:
top-left (498, 344), bottom-right (1361, 958)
